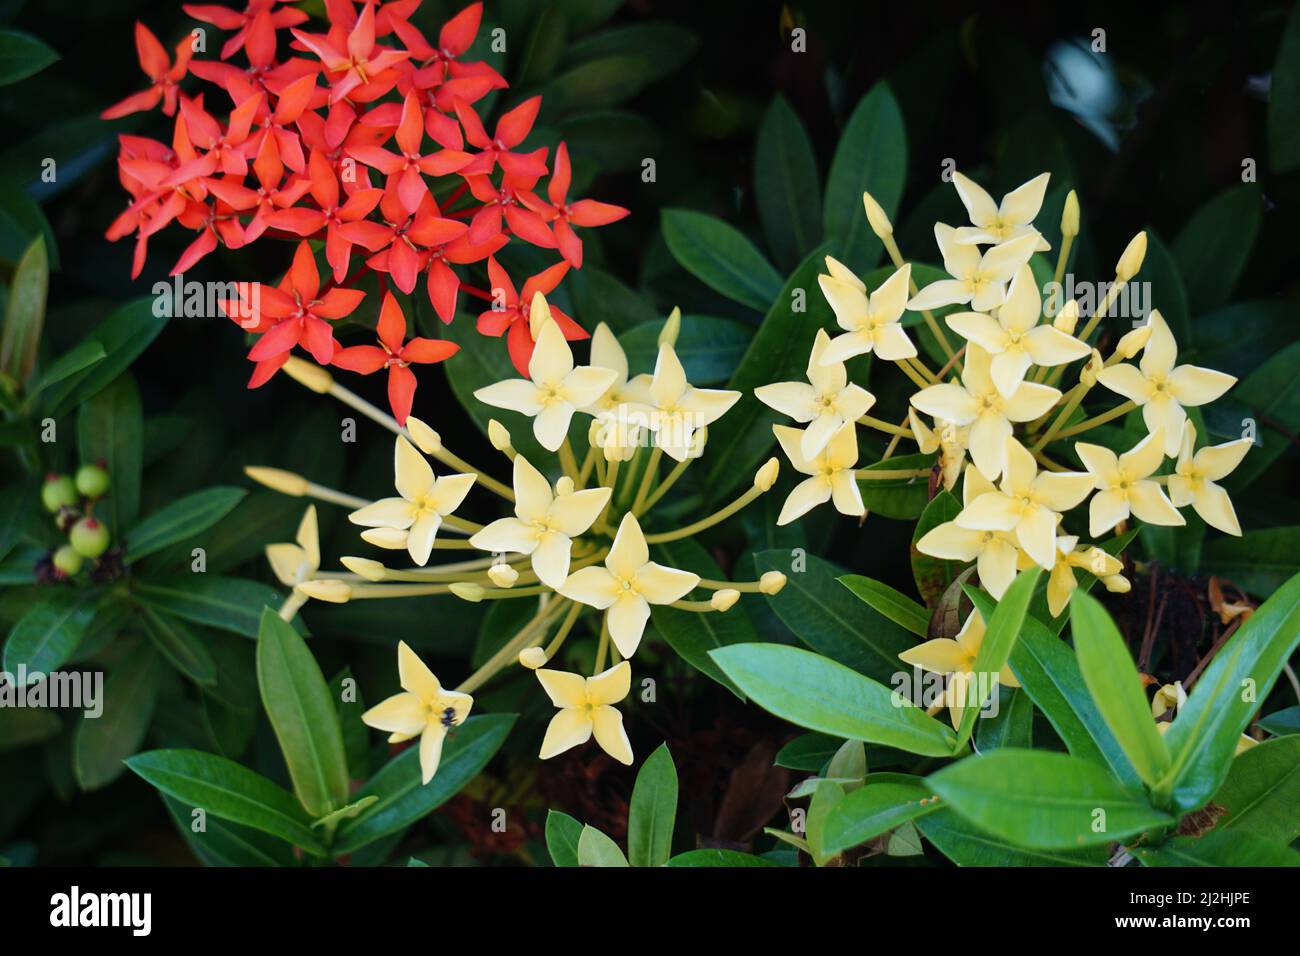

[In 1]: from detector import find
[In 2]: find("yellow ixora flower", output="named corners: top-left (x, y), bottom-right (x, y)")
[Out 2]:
top-left (909, 344), bottom-right (1059, 481)
top-left (361, 642), bottom-right (473, 784)
top-left (907, 225), bottom-right (1038, 313)
top-left (1168, 422), bottom-right (1250, 536)
top-left (266, 505), bottom-right (320, 588)
top-left (1095, 310), bottom-right (1236, 456)
top-left (945, 263), bottom-right (1089, 397)
top-left (1152, 681), bottom-right (1256, 756)
top-left (1027, 534), bottom-right (1125, 617)
top-left (951, 171), bottom-right (1052, 250)
top-left (469, 453), bottom-right (609, 588)
top-left (581, 320), bottom-right (652, 417)
top-left (348, 436), bottom-right (477, 565)
top-left (618, 342), bottom-right (740, 461)
top-left (910, 410), bottom-right (968, 491)
top-left (1075, 430), bottom-right (1183, 537)
top-left (474, 307), bottom-right (618, 451)
top-left (816, 259), bottom-right (917, 364)
top-left (772, 421), bottom-right (864, 525)
top-left (536, 660), bottom-right (633, 765)
top-left (955, 435), bottom-right (1093, 570)
top-left (560, 512), bottom-right (699, 658)
top-left (898, 608), bottom-right (1018, 729)
top-left (916, 463), bottom-right (1021, 599)
top-left (755, 327), bottom-right (876, 460)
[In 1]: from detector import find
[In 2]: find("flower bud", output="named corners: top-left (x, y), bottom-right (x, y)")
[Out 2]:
top-left (245, 466), bottom-right (308, 496)
top-left (297, 579), bottom-right (352, 603)
top-left (1116, 321), bottom-right (1153, 360)
top-left (519, 647), bottom-right (547, 670)
top-left (488, 419), bottom-right (513, 452)
top-left (340, 556), bottom-right (386, 581)
top-left (1101, 573), bottom-right (1131, 595)
top-left (1060, 190), bottom-right (1080, 238)
top-left (528, 292), bottom-right (552, 338)
top-left (754, 457), bottom-right (780, 491)
top-left (404, 416), bottom-right (441, 454)
top-left (658, 307), bottom-right (682, 348)
top-left (1079, 349), bottom-right (1103, 387)
top-left (710, 588), bottom-right (740, 612)
top-left (360, 527), bottom-right (409, 550)
top-left (909, 409), bottom-right (939, 454)
top-left (488, 563), bottom-right (519, 588)
top-left (554, 476), bottom-right (575, 497)
top-left (450, 581), bottom-right (485, 602)
top-left (1052, 299), bottom-right (1080, 335)
top-left (862, 191), bottom-right (893, 238)
top-left (760, 570), bottom-right (788, 595)
top-left (1115, 231), bottom-right (1147, 282)
top-left (283, 356), bottom-right (333, 393)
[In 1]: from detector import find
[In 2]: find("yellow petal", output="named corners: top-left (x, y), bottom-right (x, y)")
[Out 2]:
top-left (538, 707), bottom-right (592, 759)
top-left (406, 512), bottom-right (442, 565)
top-left (349, 496), bottom-right (417, 530)
top-left (591, 706), bottom-right (633, 765)
top-left (428, 473), bottom-right (476, 516)
top-left (587, 660), bottom-right (631, 705)
top-left (474, 378), bottom-right (544, 416)
top-left (1089, 488), bottom-right (1130, 538)
top-left (393, 435), bottom-right (434, 502)
top-left (1096, 363), bottom-right (1153, 405)
top-left (530, 531), bottom-right (573, 589)
top-left (635, 562), bottom-right (700, 605)
top-left (1194, 439), bottom-right (1251, 483)
top-left (899, 638), bottom-right (970, 675)
top-left (606, 512), bottom-right (649, 580)
top-left (650, 343), bottom-right (689, 408)
top-left (1167, 364), bottom-right (1236, 407)
top-left (1193, 481), bottom-right (1241, 536)
top-left (536, 669), bottom-right (587, 708)
top-left (398, 641), bottom-right (441, 699)
top-left (607, 593), bottom-right (651, 657)
top-left (1128, 482), bottom-right (1185, 527)
top-left (419, 723), bottom-right (446, 784)
top-left (777, 475), bottom-right (832, 525)
top-left (528, 318), bottom-right (574, 384)
top-left (296, 506), bottom-right (320, 570)
top-left (1016, 505), bottom-right (1059, 570)
top-left (361, 691), bottom-right (427, 736)
top-left (560, 565), bottom-right (620, 609)
top-left (1138, 310), bottom-right (1177, 380)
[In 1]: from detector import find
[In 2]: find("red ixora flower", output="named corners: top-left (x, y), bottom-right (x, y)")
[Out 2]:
top-left (332, 291), bottom-right (458, 424)
top-left (104, 0), bottom-right (628, 422)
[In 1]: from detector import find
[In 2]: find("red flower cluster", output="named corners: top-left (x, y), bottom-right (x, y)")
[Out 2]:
top-left (103, 0), bottom-right (629, 422)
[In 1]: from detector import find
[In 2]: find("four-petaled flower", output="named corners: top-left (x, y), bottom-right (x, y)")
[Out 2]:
top-left (1168, 422), bottom-right (1250, 536)
top-left (817, 259), bottom-right (916, 364)
top-left (899, 608), bottom-right (1019, 729)
top-left (536, 661), bottom-right (633, 765)
top-left (908, 226), bottom-right (1038, 312)
top-left (1075, 430), bottom-right (1183, 537)
top-left (915, 464), bottom-right (1021, 599)
top-left (623, 343), bottom-right (741, 462)
top-left (772, 422), bottom-right (864, 525)
top-left (265, 505), bottom-right (320, 588)
top-left (951, 171), bottom-right (1051, 250)
top-left (101, 22), bottom-right (195, 119)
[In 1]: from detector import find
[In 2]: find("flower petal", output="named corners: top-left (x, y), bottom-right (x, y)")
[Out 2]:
top-left (538, 707), bottom-right (592, 758)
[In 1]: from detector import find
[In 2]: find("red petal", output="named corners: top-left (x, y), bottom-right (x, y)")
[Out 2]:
top-left (377, 291), bottom-right (407, 352)
top-left (506, 319), bottom-right (534, 376)
top-left (567, 199), bottom-right (631, 228)
top-left (287, 241), bottom-right (321, 299)
top-left (439, 2), bottom-right (482, 57)
top-left (332, 345), bottom-right (388, 375)
top-left (495, 95), bottom-right (541, 148)
top-left (426, 259), bottom-right (460, 323)
top-left (401, 337), bottom-right (459, 364)
top-left (387, 364), bottom-right (417, 426)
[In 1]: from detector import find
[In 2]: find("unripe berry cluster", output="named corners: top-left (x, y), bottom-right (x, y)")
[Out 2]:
top-left (42, 462), bottom-right (113, 580)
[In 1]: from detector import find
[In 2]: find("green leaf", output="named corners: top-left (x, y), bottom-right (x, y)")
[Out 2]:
top-left (0, 234), bottom-right (46, 384)
top-left (1135, 831), bottom-right (1300, 867)
top-left (3, 588), bottom-right (98, 677)
top-left (917, 809), bottom-right (1107, 866)
top-left (805, 779), bottom-right (847, 866)
top-left (953, 568), bottom-right (1039, 751)
top-left (77, 373), bottom-right (142, 535)
top-left (822, 82), bottom-right (906, 274)
top-left (1269, 1), bottom-right (1300, 172)
top-left (928, 749), bottom-right (1173, 849)
top-left (628, 742), bottom-right (677, 867)
top-left (911, 490), bottom-right (961, 606)
top-left (976, 686), bottom-right (1034, 752)
top-left (703, 243), bottom-right (835, 499)
top-left (44, 298), bottom-right (168, 415)
top-left (820, 777), bottom-right (938, 855)
top-left (138, 606), bottom-right (217, 686)
top-left (754, 95), bottom-right (822, 270)
top-left (856, 453), bottom-right (933, 520)
top-left (127, 749), bottom-right (326, 856)
top-left (1137, 231), bottom-right (1190, 343)
top-left (838, 576), bottom-right (929, 637)
top-left (753, 550), bottom-right (913, 683)
top-left (1159, 569), bottom-right (1300, 811)
top-left (0, 706), bottom-right (60, 751)
top-left (125, 487), bottom-right (247, 563)
top-left (73, 642), bottom-right (163, 790)
top-left (1172, 184), bottom-right (1260, 313)
top-left (514, 4), bottom-right (566, 85)
top-left (617, 314), bottom-right (751, 385)
top-left (334, 714), bottom-right (515, 854)
top-left (545, 809), bottom-right (583, 867)
top-left (0, 29), bottom-right (58, 85)
top-left (134, 575), bottom-right (295, 638)
top-left (330, 668), bottom-right (369, 781)
top-left (1258, 707), bottom-right (1300, 736)
top-left (968, 588), bottom-right (1142, 789)
top-left (1069, 591), bottom-right (1170, 787)
top-left (1202, 525), bottom-right (1300, 598)
top-left (661, 208), bottom-right (782, 311)
top-left (664, 849), bottom-right (778, 867)
top-left (1213, 736), bottom-right (1300, 845)
top-left (256, 609), bottom-right (349, 818)
top-left (577, 824), bottom-right (629, 866)
top-left (25, 340), bottom-right (105, 398)
top-left (312, 795), bottom-right (379, 829)
top-left (160, 794), bottom-right (297, 867)
top-left (710, 643), bottom-right (957, 757)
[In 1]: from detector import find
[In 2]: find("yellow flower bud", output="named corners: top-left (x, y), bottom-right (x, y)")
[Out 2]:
top-left (754, 456), bottom-right (780, 491)
top-left (1116, 321), bottom-right (1153, 359)
top-left (519, 646), bottom-right (548, 670)
top-left (487, 563), bottom-right (518, 588)
top-left (711, 588), bottom-right (740, 611)
top-left (340, 556), bottom-right (386, 581)
top-left (296, 579), bottom-right (352, 603)
top-left (1079, 348), bottom-right (1103, 387)
top-left (244, 466), bottom-right (308, 497)
top-left (760, 570), bottom-right (788, 595)
top-left (488, 419), bottom-right (513, 452)
top-left (528, 291), bottom-right (551, 338)
top-left (360, 527), bottom-right (409, 550)
top-left (283, 356), bottom-right (333, 394)
top-left (1053, 299), bottom-right (1080, 335)
top-left (554, 476), bottom-right (575, 497)
top-left (450, 581), bottom-right (485, 602)
top-left (404, 416), bottom-right (441, 454)
top-left (1060, 190), bottom-right (1080, 238)
top-left (1115, 231), bottom-right (1147, 281)
top-left (862, 191), bottom-right (893, 238)
top-left (1101, 573), bottom-right (1130, 594)
top-left (658, 307), bottom-right (682, 348)
top-left (909, 409), bottom-right (939, 454)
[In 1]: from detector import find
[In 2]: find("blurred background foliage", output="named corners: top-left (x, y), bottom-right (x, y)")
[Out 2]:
top-left (0, 0), bottom-right (1297, 864)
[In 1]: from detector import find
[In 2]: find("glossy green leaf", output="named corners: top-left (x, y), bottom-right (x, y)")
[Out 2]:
top-left (139, 606), bottom-right (216, 686)
top-left (125, 487), bottom-right (246, 563)
top-left (917, 809), bottom-right (1107, 866)
top-left (45, 298), bottom-right (168, 415)
top-left (1270, 1), bottom-right (1300, 171)
top-left (1258, 706), bottom-right (1300, 737)
top-left (755, 95), bottom-right (822, 270)
top-left (545, 809), bottom-right (583, 867)
top-left (838, 576), bottom-right (929, 637)
top-left (929, 749), bottom-right (1172, 849)
top-left (256, 610), bottom-right (348, 817)
top-left (3, 588), bottom-right (97, 677)
top-left (134, 575), bottom-right (295, 638)
top-left (618, 314), bottom-right (750, 385)
top-left (820, 777), bottom-right (937, 855)
top-left (664, 849), bottom-right (778, 867)
top-left (1172, 184), bottom-right (1260, 313)
top-left (577, 824), bottom-right (629, 866)
top-left (73, 642), bottom-right (163, 790)
top-left (160, 794), bottom-right (297, 867)
top-left (710, 643), bottom-right (957, 757)
top-left (26, 341), bottom-right (105, 399)
top-left (976, 685), bottom-right (1034, 752)
top-left (0, 234), bottom-right (47, 384)
top-left (1202, 525), bottom-right (1300, 598)
top-left (0, 29), bottom-right (58, 85)
top-left (954, 568), bottom-right (1039, 750)
top-left (1136, 831), bottom-right (1300, 867)
top-left (628, 742), bottom-right (677, 867)
top-left (661, 208), bottom-right (782, 311)
top-left (77, 373), bottom-right (142, 535)
top-left (911, 490), bottom-right (961, 606)
top-left (856, 453), bottom-right (932, 520)
top-left (1213, 736), bottom-right (1300, 845)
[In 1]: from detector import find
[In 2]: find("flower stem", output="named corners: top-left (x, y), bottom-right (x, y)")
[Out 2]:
top-left (854, 467), bottom-right (931, 479)
top-left (305, 482), bottom-right (370, 510)
top-left (858, 414), bottom-right (913, 438)
top-left (559, 437), bottom-right (581, 482)
top-left (637, 454), bottom-right (693, 514)
top-left (594, 612), bottom-right (610, 673)
top-left (1053, 400), bottom-right (1138, 441)
top-left (631, 445), bottom-right (663, 515)
top-left (644, 483), bottom-right (765, 543)
top-left (456, 598), bottom-right (569, 694)
top-left (884, 233), bottom-right (957, 363)
top-left (894, 358), bottom-right (931, 391)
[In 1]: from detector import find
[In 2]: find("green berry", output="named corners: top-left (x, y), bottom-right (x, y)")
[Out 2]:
top-left (70, 517), bottom-right (110, 559)
top-left (42, 474), bottom-right (78, 513)
top-left (52, 544), bottom-right (84, 577)
top-left (75, 462), bottom-right (111, 499)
